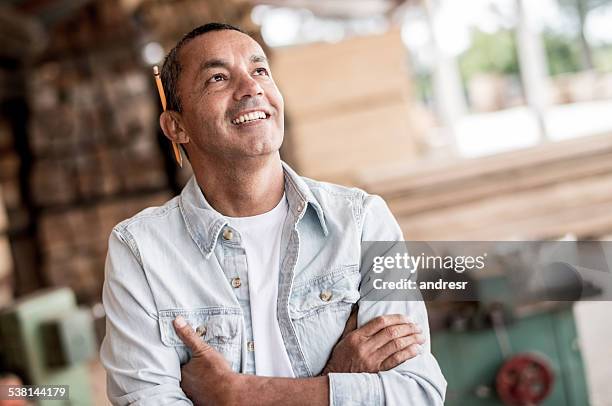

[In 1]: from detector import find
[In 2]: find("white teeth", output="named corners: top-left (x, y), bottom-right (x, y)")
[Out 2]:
top-left (232, 111), bottom-right (268, 125)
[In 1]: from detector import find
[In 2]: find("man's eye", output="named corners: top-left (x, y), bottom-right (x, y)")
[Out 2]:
top-left (254, 68), bottom-right (269, 76)
top-left (208, 74), bottom-right (226, 83)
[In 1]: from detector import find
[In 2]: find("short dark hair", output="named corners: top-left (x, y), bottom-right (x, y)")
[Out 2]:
top-left (160, 23), bottom-right (246, 112)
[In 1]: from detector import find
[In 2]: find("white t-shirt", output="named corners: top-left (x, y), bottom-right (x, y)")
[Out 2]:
top-left (226, 194), bottom-right (295, 377)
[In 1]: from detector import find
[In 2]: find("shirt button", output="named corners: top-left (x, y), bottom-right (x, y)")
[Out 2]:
top-left (247, 341), bottom-right (255, 352)
top-left (196, 325), bottom-right (207, 337)
top-left (319, 291), bottom-right (333, 302)
top-left (231, 277), bottom-right (242, 288)
top-left (222, 228), bottom-right (233, 241)
top-left (297, 202), bottom-right (305, 213)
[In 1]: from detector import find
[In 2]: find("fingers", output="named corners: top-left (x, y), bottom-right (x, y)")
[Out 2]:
top-left (173, 316), bottom-right (213, 356)
top-left (358, 314), bottom-right (412, 337)
top-left (368, 322), bottom-right (422, 351)
top-left (379, 344), bottom-right (424, 371)
top-left (373, 332), bottom-right (426, 363)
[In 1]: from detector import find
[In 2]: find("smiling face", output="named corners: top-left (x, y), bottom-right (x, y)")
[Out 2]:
top-left (174, 29), bottom-right (284, 161)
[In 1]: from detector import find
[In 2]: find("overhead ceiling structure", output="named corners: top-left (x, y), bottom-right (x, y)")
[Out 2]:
top-left (0, 0), bottom-right (419, 64)
top-left (5, 0), bottom-right (415, 28)
top-left (249, 0), bottom-right (409, 19)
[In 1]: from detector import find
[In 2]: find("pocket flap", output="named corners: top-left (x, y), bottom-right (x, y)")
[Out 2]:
top-left (158, 307), bottom-right (242, 347)
top-left (289, 266), bottom-right (360, 318)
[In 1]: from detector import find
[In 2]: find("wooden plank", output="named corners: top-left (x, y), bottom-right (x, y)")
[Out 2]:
top-left (387, 150), bottom-right (612, 216)
top-left (273, 30), bottom-right (424, 185)
top-left (289, 99), bottom-right (421, 184)
top-left (355, 133), bottom-right (612, 240)
top-left (272, 29), bottom-right (411, 119)
top-left (361, 132), bottom-right (612, 197)
top-left (397, 172), bottom-right (612, 240)
top-left (400, 200), bottom-right (612, 241)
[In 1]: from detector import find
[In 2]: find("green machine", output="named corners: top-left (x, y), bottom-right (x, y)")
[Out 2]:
top-left (0, 287), bottom-right (96, 405)
top-left (429, 275), bottom-right (591, 406)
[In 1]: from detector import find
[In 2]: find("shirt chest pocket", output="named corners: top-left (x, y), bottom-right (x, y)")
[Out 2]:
top-left (288, 265), bottom-right (360, 374)
top-left (158, 308), bottom-right (242, 372)
top-left (289, 265), bottom-right (360, 319)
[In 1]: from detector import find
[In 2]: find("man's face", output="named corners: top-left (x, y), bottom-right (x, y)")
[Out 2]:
top-left (176, 30), bottom-right (284, 160)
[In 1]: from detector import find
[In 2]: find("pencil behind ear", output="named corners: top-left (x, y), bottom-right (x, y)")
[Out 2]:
top-left (153, 65), bottom-right (183, 167)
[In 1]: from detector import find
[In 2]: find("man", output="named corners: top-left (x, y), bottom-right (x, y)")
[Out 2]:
top-left (100, 23), bottom-right (446, 405)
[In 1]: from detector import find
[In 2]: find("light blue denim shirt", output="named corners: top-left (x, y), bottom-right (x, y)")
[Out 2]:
top-left (100, 161), bottom-right (446, 405)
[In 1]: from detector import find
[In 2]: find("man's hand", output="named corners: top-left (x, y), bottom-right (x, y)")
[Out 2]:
top-left (321, 310), bottom-right (425, 375)
top-left (173, 316), bottom-right (329, 406)
top-left (173, 316), bottom-right (238, 406)
top-left (173, 311), bottom-right (424, 405)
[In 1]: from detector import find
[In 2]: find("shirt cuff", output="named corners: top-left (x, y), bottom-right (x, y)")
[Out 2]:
top-left (328, 373), bottom-right (384, 406)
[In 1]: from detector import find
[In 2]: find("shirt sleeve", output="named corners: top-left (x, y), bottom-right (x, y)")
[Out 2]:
top-left (328, 194), bottom-right (447, 406)
top-left (100, 228), bottom-right (193, 406)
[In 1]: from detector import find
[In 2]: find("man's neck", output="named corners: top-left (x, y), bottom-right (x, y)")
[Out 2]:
top-left (191, 154), bottom-right (285, 217)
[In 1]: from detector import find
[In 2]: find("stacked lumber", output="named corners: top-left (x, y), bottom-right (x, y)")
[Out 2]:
top-left (0, 8), bottom-right (43, 301)
top-left (0, 117), bottom-right (22, 305)
top-left (0, 0), bottom-right (262, 303)
top-left (38, 0), bottom-right (137, 61)
top-left (0, 7), bottom-right (44, 62)
top-left (0, 120), bottom-right (24, 230)
top-left (28, 66), bottom-right (168, 206)
top-left (0, 120), bottom-right (40, 298)
top-left (359, 133), bottom-right (612, 240)
top-left (2, 1), bottom-right (163, 302)
top-left (37, 192), bottom-right (171, 301)
top-left (27, 57), bottom-right (173, 301)
top-left (271, 29), bottom-right (424, 185)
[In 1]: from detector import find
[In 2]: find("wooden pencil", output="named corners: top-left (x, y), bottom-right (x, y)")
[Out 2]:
top-left (153, 65), bottom-right (182, 167)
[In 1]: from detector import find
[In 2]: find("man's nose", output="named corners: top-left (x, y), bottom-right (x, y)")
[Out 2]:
top-left (234, 73), bottom-right (264, 100)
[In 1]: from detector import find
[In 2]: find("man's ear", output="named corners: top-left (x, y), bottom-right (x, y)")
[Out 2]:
top-left (159, 111), bottom-right (190, 144)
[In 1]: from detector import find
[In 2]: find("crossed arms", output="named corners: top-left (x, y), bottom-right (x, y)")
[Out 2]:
top-left (172, 309), bottom-right (426, 405)
top-left (100, 228), bottom-right (446, 405)
top-left (100, 196), bottom-right (446, 405)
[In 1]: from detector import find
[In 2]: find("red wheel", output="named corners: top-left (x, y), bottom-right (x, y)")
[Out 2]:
top-left (496, 353), bottom-right (554, 406)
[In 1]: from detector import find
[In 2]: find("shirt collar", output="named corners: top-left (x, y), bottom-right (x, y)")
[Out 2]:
top-left (179, 160), bottom-right (328, 257)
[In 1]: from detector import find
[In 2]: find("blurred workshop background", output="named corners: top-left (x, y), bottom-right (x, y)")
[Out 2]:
top-left (1, 0), bottom-right (612, 405)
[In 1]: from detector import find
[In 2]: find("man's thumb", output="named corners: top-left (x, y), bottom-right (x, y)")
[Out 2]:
top-left (173, 316), bottom-right (213, 356)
